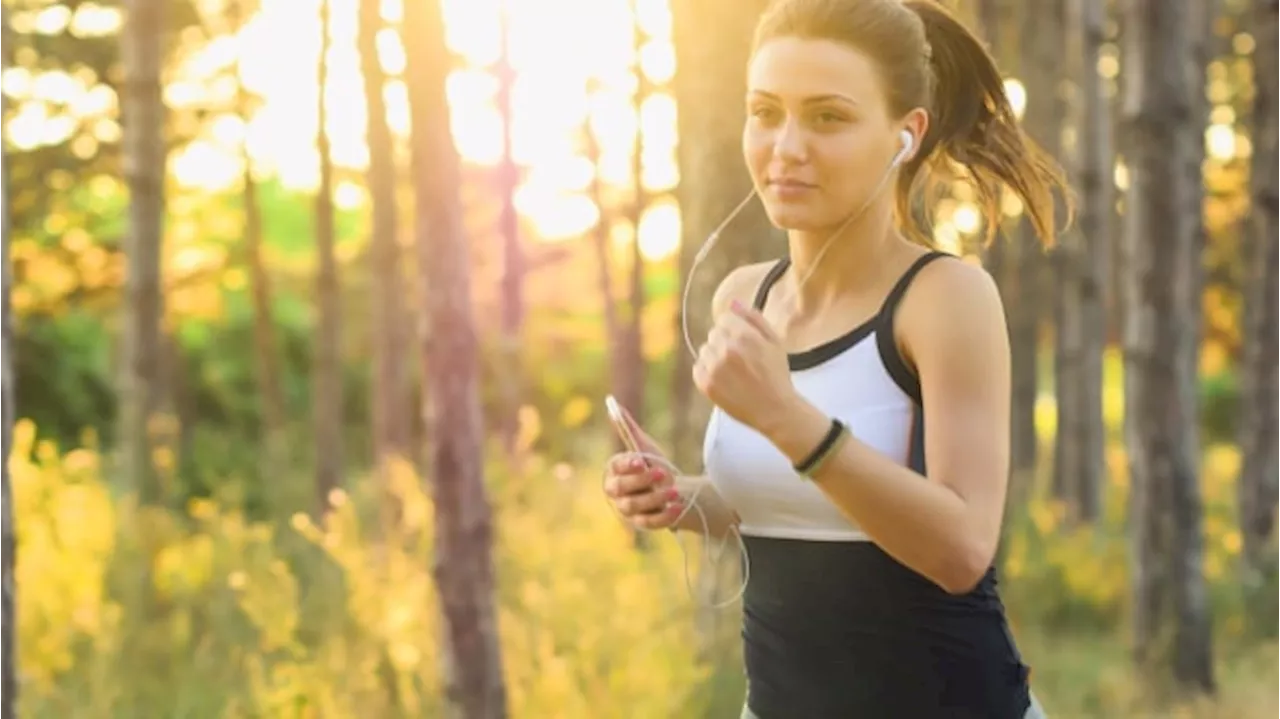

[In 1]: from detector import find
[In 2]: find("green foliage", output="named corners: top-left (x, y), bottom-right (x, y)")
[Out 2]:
top-left (10, 175), bottom-right (373, 501)
top-left (1199, 368), bottom-right (1241, 445)
top-left (13, 311), bottom-right (116, 447)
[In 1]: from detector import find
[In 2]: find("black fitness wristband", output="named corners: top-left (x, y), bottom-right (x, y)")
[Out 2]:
top-left (793, 418), bottom-right (848, 478)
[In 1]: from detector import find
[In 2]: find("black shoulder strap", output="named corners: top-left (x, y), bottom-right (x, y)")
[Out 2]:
top-left (877, 251), bottom-right (951, 320)
top-left (752, 257), bottom-right (791, 311)
top-left (875, 251), bottom-right (953, 405)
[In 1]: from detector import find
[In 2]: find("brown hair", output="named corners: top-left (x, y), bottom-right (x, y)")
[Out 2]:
top-left (751, 0), bottom-right (1071, 246)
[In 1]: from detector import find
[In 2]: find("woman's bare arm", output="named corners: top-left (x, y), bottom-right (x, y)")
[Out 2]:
top-left (758, 260), bottom-right (1011, 594)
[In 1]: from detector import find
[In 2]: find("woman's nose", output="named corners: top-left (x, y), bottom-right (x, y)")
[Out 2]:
top-left (771, 119), bottom-right (807, 162)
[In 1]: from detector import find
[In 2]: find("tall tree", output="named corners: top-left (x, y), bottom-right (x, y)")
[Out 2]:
top-left (1120, 0), bottom-right (1215, 694)
top-left (2, 147), bottom-right (17, 719)
top-left (119, 0), bottom-right (167, 502)
top-left (1238, 0), bottom-right (1279, 574)
top-left (585, 89), bottom-right (624, 433)
top-left (403, 0), bottom-right (508, 715)
top-left (313, 0), bottom-right (344, 512)
top-left (232, 0), bottom-right (287, 480)
top-left (621, 0), bottom-right (651, 428)
top-left (596, 4), bottom-right (656, 444)
top-left (494, 3), bottom-right (524, 452)
top-left (977, 0), bottom-right (1030, 552)
top-left (359, 0), bottom-right (410, 471)
top-left (670, 0), bottom-right (780, 469)
top-left (1054, 0), bottom-right (1111, 523)
top-left (1012, 0), bottom-right (1058, 483)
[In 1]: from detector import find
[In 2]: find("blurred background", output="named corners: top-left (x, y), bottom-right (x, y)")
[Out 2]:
top-left (0, 0), bottom-right (1276, 717)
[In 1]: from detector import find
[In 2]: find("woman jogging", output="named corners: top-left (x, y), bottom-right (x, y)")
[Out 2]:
top-left (603, 0), bottom-right (1068, 716)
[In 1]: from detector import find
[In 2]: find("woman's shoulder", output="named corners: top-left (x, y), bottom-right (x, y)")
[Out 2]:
top-left (898, 254), bottom-right (1002, 324)
top-left (711, 259), bottom-right (783, 321)
top-left (896, 254), bottom-right (1007, 366)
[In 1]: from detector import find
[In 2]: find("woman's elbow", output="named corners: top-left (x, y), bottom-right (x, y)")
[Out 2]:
top-left (936, 538), bottom-right (997, 595)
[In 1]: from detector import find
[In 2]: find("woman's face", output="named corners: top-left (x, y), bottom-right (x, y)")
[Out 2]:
top-left (743, 37), bottom-right (918, 233)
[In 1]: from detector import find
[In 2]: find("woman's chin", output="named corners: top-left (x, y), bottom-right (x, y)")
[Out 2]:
top-left (763, 205), bottom-right (827, 232)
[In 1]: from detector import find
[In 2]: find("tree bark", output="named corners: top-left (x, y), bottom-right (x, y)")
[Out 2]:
top-left (1013, 0), bottom-right (1058, 485)
top-left (495, 6), bottom-right (524, 454)
top-left (403, 0), bottom-right (508, 715)
top-left (670, 0), bottom-right (780, 470)
top-left (119, 0), bottom-right (167, 503)
top-left (979, 0), bottom-right (1022, 571)
top-left (2, 140), bottom-right (18, 719)
top-left (359, 0), bottom-right (410, 472)
top-left (622, 0), bottom-right (649, 430)
top-left (313, 0), bottom-right (344, 512)
top-left (234, 0), bottom-right (286, 480)
top-left (1238, 0), bottom-right (1279, 573)
top-left (584, 100), bottom-right (624, 429)
top-left (1120, 0), bottom-right (1215, 694)
top-left (1055, 0), bottom-right (1111, 523)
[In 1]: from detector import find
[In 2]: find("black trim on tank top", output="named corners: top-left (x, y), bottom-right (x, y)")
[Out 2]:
top-left (874, 251), bottom-right (951, 403)
top-left (752, 252), bottom-right (953, 374)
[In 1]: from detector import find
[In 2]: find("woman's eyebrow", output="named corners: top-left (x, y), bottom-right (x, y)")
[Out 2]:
top-left (747, 89), bottom-right (859, 107)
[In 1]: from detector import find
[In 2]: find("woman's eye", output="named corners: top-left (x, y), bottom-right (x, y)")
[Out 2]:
top-left (813, 111), bottom-right (845, 124)
top-left (751, 107), bottom-right (780, 123)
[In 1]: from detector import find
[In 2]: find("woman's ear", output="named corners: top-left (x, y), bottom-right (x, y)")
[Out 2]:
top-left (901, 108), bottom-right (930, 162)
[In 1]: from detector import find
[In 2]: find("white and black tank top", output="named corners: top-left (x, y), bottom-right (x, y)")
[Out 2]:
top-left (705, 252), bottom-right (1033, 718)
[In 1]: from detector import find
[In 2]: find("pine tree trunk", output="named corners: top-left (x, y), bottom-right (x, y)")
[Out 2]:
top-left (585, 117), bottom-right (624, 433)
top-left (234, 0), bottom-right (287, 480)
top-left (1056, 0), bottom-right (1111, 523)
top-left (979, 0), bottom-right (1023, 569)
top-left (495, 7), bottom-right (524, 453)
top-left (1011, 0), bottom-right (1055, 484)
top-left (119, 0), bottom-right (167, 503)
top-left (1120, 0), bottom-right (1215, 694)
top-left (359, 0), bottom-right (410, 472)
top-left (2, 148), bottom-right (18, 719)
top-left (404, 0), bottom-right (508, 715)
top-left (622, 0), bottom-right (649, 430)
top-left (1051, 0), bottom-right (1085, 513)
top-left (670, 0), bottom-right (780, 470)
top-left (313, 0), bottom-right (344, 512)
top-left (1238, 0), bottom-right (1279, 573)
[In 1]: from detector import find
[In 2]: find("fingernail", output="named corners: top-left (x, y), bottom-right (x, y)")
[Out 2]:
top-left (730, 299), bottom-right (744, 312)
top-left (668, 502), bottom-right (684, 514)
top-left (666, 488), bottom-right (680, 501)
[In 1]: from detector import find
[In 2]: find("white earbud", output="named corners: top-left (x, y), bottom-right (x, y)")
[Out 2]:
top-left (895, 129), bottom-right (915, 166)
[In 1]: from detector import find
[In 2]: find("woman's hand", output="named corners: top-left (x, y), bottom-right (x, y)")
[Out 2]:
top-left (693, 299), bottom-right (801, 436)
top-left (601, 401), bottom-right (684, 530)
top-left (603, 453), bottom-right (683, 530)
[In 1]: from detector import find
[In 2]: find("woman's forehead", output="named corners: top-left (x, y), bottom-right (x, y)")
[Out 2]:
top-left (747, 37), bottom-right (884, 104)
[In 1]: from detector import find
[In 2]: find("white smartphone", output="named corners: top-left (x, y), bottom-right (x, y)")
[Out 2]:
top-left (604, 394), bottom-right (644, 456)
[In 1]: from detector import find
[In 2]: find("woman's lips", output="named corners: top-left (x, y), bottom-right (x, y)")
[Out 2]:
top-left (769, 177), bottom-right (817, 200)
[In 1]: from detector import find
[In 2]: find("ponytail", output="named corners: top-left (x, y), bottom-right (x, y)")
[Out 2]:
top-left (901, 1), bottom-right (1071, 247)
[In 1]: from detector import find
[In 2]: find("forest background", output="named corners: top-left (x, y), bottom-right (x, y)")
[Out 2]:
top-left (0, 0), bottom-right (1277, 717)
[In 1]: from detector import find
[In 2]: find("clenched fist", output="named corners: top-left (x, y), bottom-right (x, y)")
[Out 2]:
top-left (693, 299), bottom-right (801, 436)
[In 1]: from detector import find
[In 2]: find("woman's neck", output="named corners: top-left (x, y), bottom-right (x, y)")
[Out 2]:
top-left (781, 200), bottom-right (899, 313)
